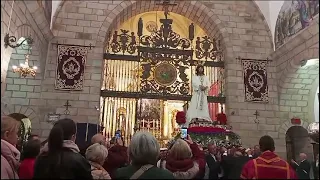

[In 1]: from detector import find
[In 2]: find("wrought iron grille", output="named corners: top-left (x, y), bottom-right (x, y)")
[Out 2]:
top-left (101, 9), bottom-right (226, 145)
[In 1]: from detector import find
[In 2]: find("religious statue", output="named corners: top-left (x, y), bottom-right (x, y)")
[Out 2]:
top-left (186, 64), bottom-right (212, 126)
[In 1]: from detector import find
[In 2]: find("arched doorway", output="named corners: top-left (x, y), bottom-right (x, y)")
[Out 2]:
top-left (286, 126), bottom-right (312, 161)
top-left (8, 113), bottom-right (32, 151)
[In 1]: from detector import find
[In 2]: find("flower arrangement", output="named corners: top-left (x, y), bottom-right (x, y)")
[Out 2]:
top-left (216, 112), bottom-right (227, 125)
top-left (175, 111), bottom-right (186, 125)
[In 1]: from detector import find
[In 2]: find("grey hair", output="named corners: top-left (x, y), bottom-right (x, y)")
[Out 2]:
top-left (129, 131), bottom-right (160, 165)
top-left (85, 143), bottom-right (108, 165)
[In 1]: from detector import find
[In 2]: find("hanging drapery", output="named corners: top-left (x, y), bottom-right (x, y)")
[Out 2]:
top-left (242, 60), bottom-right (268, 102)
top-left (208, 81), bottom-right (219, 120)
top-left (76, 123), bottom-right (103, 149)
top-left (55, 45), bottom-right (88, 90)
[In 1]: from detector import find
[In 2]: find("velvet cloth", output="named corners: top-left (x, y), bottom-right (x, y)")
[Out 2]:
top-left (241, 151), bottom-right (297, 179)
top-left (242, 60), bottom-right (268, 102)
top-left (55, 45), bottom-right (88, 90)
top-left (75, 123), bottom-right (102, 151)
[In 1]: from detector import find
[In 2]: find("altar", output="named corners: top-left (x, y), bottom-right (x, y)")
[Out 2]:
top-left (100, 7), bottom-right (226, 147)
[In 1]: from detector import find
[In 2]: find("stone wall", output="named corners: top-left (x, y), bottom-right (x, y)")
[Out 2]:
top-left (2, 0), bottom-right (277, 144)
top-left (4, 1), bottom-right (318, 158)
top-left (271, 16), bottom-right (319, 158)
top-left (47, 0), bottom-right (275, 146)
top-left (1, 1), bottom-right (52, 88)
top-left (1, 0), bottom-right (52, 139)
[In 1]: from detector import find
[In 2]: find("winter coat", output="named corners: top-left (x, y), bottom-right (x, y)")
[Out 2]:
top-left (1, 139), bottom-right (20, 179)
top-left (103, 145), bottom-right (128, 178)
top-left (89, 161), bottom-right (111, 179)
top-left (159, 143), bottom-right (206, 179)
top-left (33, 140), bottom-right (93, 179)
top-left (18, 158), bottom-right (36, 179)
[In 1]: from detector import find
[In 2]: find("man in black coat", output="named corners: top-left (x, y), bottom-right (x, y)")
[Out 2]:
top-left (226, 151), bottom-right (251, 179)
top-left (204, 144), bottom-right (221, 179)
top-left (252, 145), bottom-right (261, 158)
top-left (291, 153), bottom-right (311, 179)
top-left (312, 154), bottom-right (319, 179)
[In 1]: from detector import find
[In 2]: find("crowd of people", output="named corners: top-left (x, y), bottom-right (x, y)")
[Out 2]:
top-left (1, 116), bottom-right (319, 179)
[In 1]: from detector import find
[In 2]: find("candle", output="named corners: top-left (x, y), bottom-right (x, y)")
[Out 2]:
top-left (226, 135), bottom-right (229, 141)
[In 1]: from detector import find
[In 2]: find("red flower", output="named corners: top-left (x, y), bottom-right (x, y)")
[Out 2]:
top-left (216, 113), bottom-right (227, 125)
top-left (188, 126), bottom-right (226, 133)
top-left (176, 111), bottom-right (186, 124)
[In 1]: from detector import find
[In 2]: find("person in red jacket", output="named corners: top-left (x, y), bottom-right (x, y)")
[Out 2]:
top-left (158, 135), bottom-right (206, 179)
top-left (103, 137), bottom-right (128, 179)
top-left (19, 139), bottom-right (41, 179)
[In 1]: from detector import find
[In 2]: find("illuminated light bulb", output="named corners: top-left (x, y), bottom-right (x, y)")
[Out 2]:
top-left (33, 66), bottom-right (37, 70)
top-left (12, 65), bottom-right (17, 69)
top-left (20, 63), bottom-right (24, 67)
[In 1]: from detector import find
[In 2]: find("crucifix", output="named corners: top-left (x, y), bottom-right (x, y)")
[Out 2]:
top-left (156, 0), bottom-right (177, 19)
top-left (253, 110), bottom-right (260, 124)
top-left (63, 100), bottom-right (71, 115)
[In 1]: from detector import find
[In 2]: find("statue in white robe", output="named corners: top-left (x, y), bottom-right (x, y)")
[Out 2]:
top-left (186, 65), bottom-right (212, 126)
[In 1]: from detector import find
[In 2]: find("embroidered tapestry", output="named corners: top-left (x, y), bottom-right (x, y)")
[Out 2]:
top-left (55, 45), bottom-right (88, 90)
top-left (242, 60), bottom-right (268, 102)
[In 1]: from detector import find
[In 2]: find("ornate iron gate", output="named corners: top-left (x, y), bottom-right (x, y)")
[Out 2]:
top-left (101, 9), bottom-right (225, 146)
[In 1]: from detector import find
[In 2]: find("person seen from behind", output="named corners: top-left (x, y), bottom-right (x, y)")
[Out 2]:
top-left (204, 144), bottom-right (221, 179)
top-left (18, 138), bottom-right (41, 179)
top-left (103, 136), bottom-right (128, 179)
top-left (241, 135), bottom-right (297, 179)
top-left (115, 131), bottom-right (174, 179)
top-left (1, 116), bottom-right (21, 179)
top-left (86, 143), bottom-right (111, 179)
top-left (313, 154), bottom-right (319, 179)
top-left (159, 135), bottom-right (206, 179)
top-left (33, 118), bottom-right (93, 179)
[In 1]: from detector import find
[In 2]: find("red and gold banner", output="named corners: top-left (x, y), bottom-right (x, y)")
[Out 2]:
top-left (55, 45), bottom-right (88, 90)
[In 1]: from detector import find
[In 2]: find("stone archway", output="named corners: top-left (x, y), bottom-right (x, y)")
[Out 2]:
top-left (1, 105), bottom-right (39, 126)
top-left (285, 126), bottom-right (312, 161)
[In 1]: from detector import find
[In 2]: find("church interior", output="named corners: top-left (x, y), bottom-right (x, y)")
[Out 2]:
top-left (1, 0), bottom-right (319, 161)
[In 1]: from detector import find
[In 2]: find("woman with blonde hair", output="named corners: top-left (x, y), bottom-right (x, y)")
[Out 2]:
top-left (1, 116), bottom-right (21, 179)
top-left (159, 135), bottom-right (206, 179)
top-left (86, 143), bottom-right (111, 179)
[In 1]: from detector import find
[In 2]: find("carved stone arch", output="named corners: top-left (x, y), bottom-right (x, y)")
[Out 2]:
top-left (14, 24), bottom-right (40, 50)
top-left (278, 119), bottom-right (309, 138)
top-left (50, 0), bottom-right (66, 30)
top-left (23, 0), bottom-right (53, 41)
top-left (1, 105), bottom-right (40, 125)
top-left (95, 0), bottom-right (272, 53)
top-left (12, 24), bottom-right (44, 75)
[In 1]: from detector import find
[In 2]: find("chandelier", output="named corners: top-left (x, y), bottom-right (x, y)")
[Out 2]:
top-left (12, 53), bottom-right (37, 78)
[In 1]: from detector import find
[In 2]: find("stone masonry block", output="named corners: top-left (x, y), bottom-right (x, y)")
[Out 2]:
top-left (6, 84), bottom-right (19, 91)
top-left (30, 99), bottom-right (46, 106)
top-left (298, 90), bottom-right (309, 95)
top-left (27, 79), bottom-right (41, 86)
top-left (77, 20), bottom-right (91, 27)
top-left (13, 79), bottom-right (27, 85)
top-left (84, 15), bottom-right (98, 21)
top-left (296, 101), bottom-right (308, 107)
top-left (10, 98), bottom-right (29, 105)
top-left (77, 108), bottom-right (99, 116)
top-left (12, 91), bottom-right (27, 98)
top-left (20, 85), bottom-right (34, 92)
top-left (27, 92), bottom-right (41, 98)
top-left (78, 8), bottom-right (93, 14)
top-left (66, 25), bottom-right (84, 33)
top-left (67, 13), bottom-right (85, 20)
